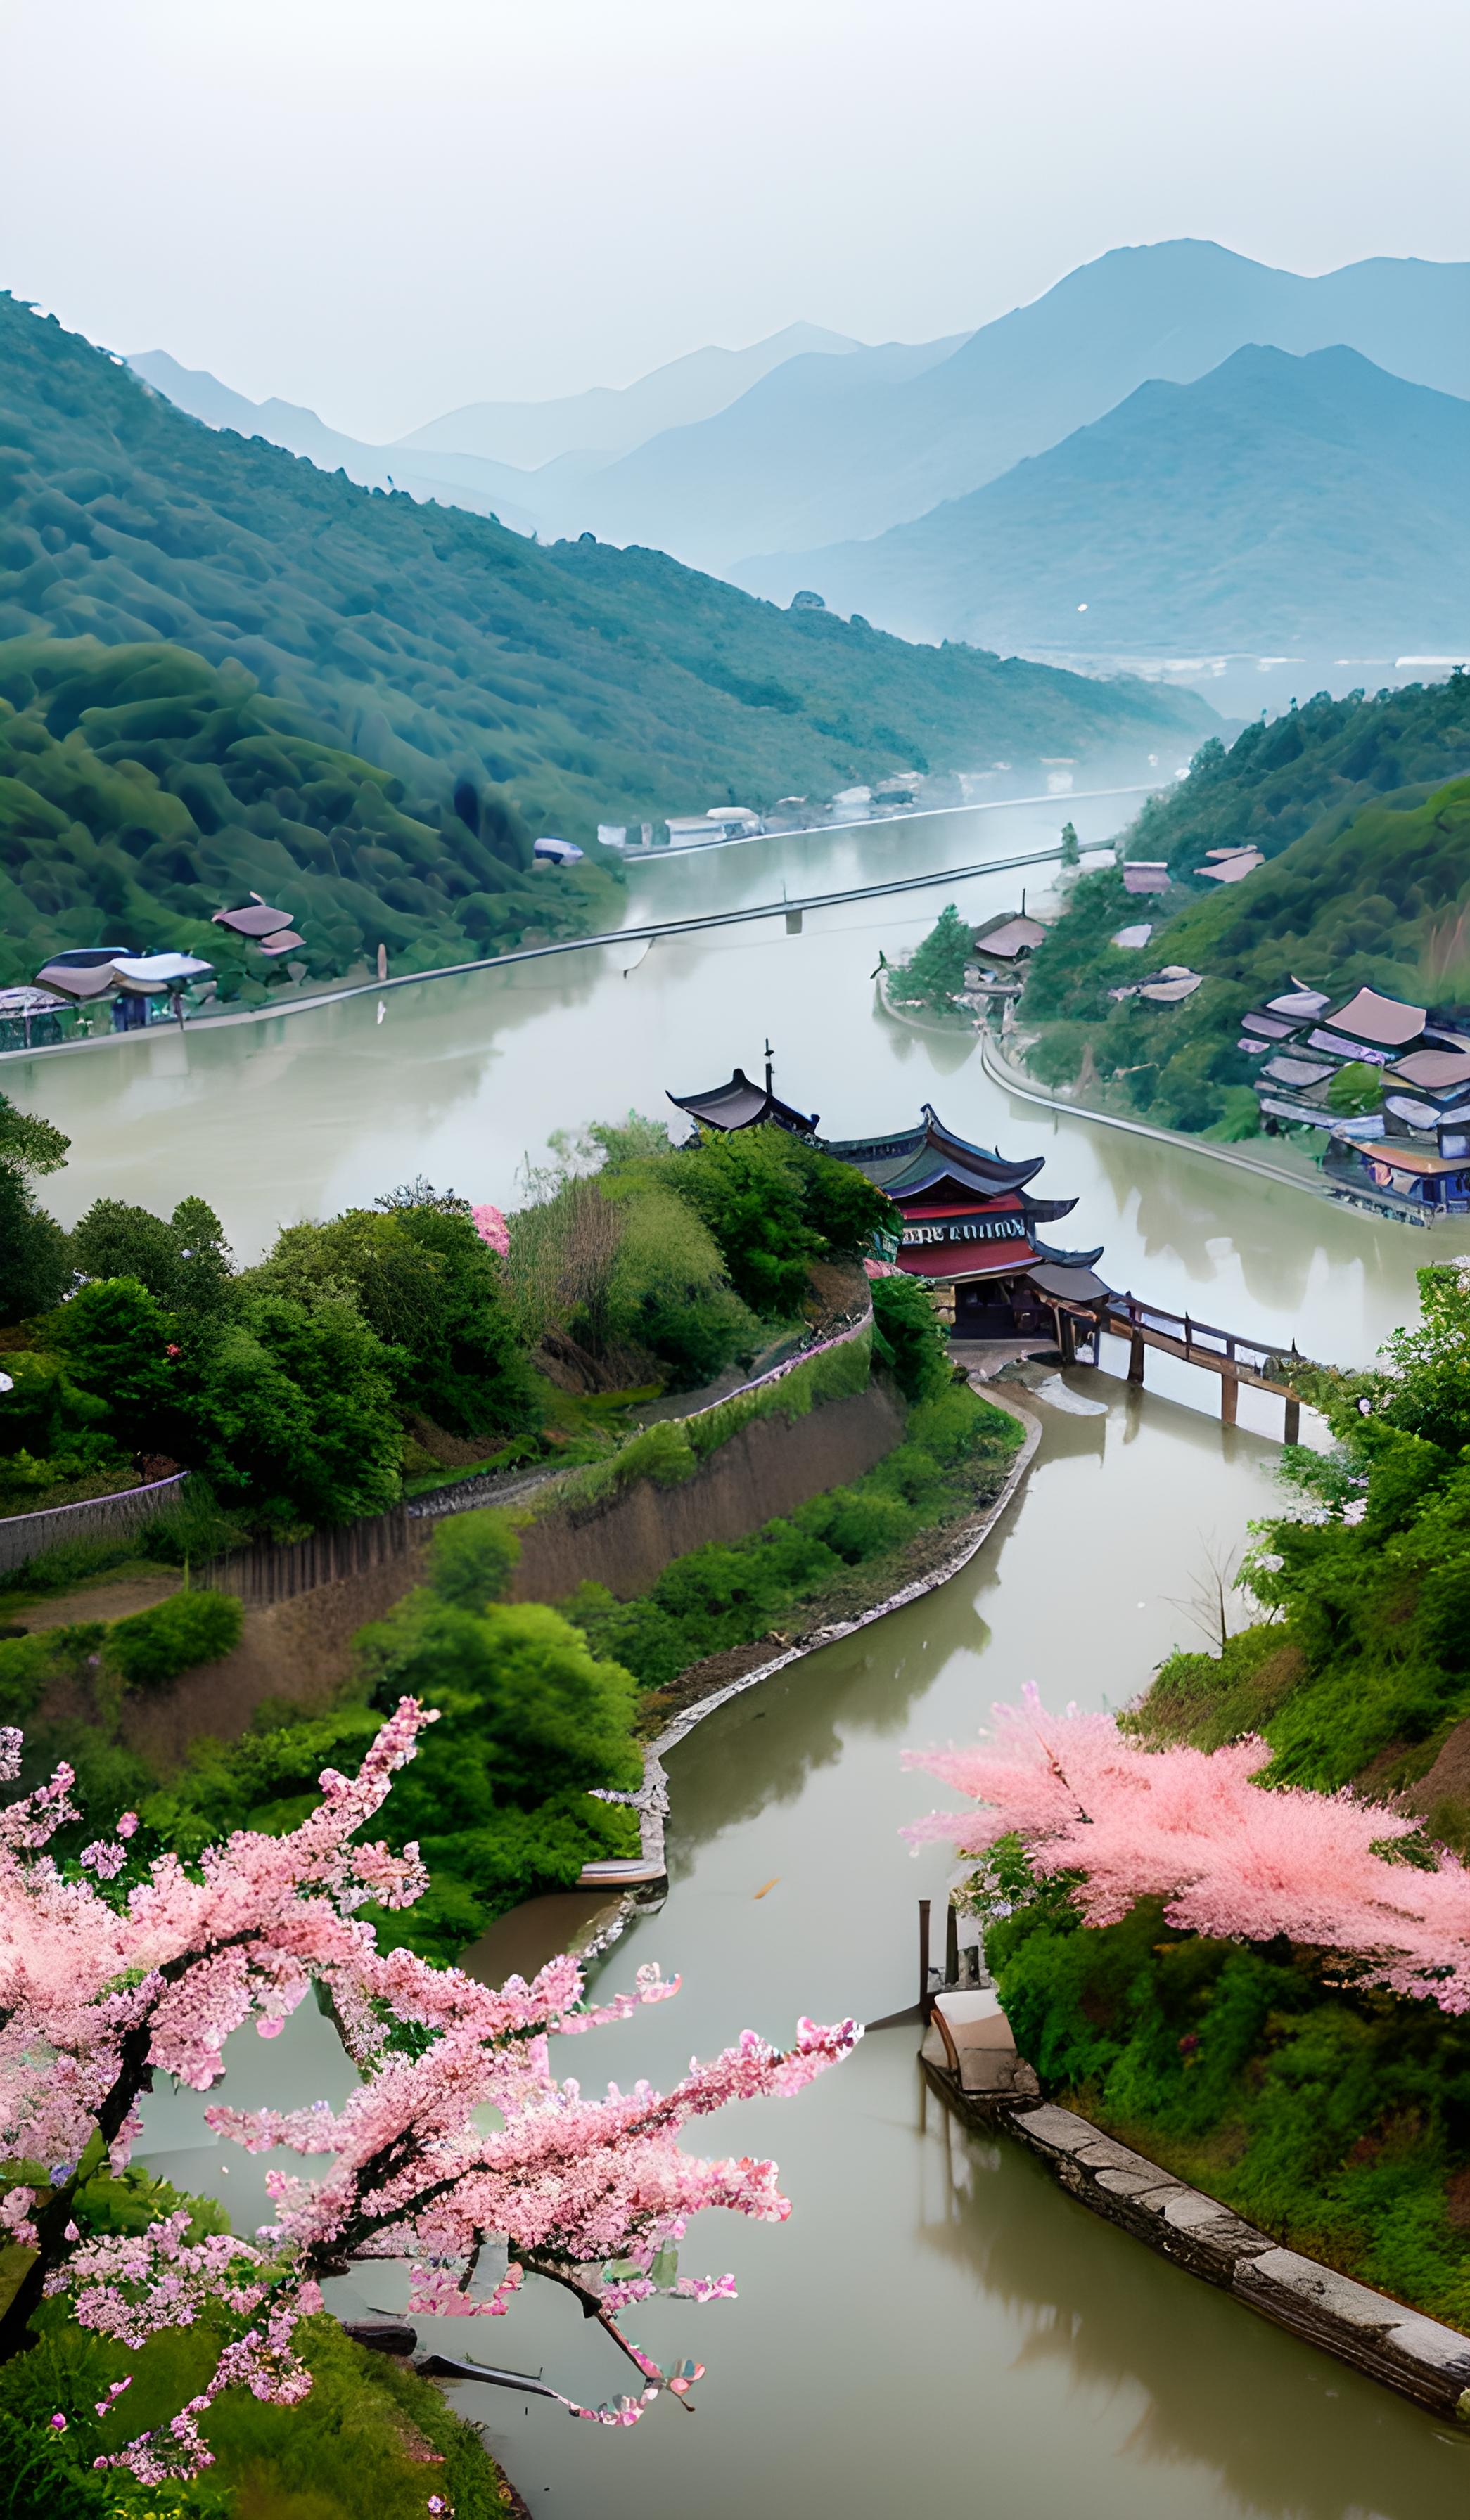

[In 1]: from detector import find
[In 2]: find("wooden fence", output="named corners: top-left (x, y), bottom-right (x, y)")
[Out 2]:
top-left (199, 1505), bottom-right (412, 1609)
top-left (0, 1472), bottom-right (187, 1577)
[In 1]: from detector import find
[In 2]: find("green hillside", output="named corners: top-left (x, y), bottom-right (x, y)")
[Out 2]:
top-left (1018, 679), bottom-right (1470, 1135)
top-left (0, 293), bottom-right (1211, 867)
top-left (0, 636), bottom-right (622, 992)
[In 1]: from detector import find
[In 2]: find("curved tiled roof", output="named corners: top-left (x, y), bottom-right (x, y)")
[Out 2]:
top-left (667, 1067), bottom-right (819, 1136)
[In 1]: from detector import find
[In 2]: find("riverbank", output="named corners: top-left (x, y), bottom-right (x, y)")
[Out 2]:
top-left (585, 1382), bottom-right (1041, 1929)
top-left (980, 1027), bottom-right (1335, 1199)
top-left (922, 2071), bottom-right (1470, 2422)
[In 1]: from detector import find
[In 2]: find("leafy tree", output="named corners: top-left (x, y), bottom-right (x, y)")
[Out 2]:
top-left (870, 1271), bottom-right (952, 1402)
top-left (0, 1166), bottom-right (70, 1325)
top-left (250, 1201), bottom-right (537, 1440)
top-left (50, 1278), bottom-right (179, 1456)
top-left (0, 1092), bottom-right (70, 1325)
top-left (603, 1181), bottom-right (758, 1384)
top-left (70, 1197), bottom-right (234, 1325)
top-left (181, 1291), bottom-right (402, 1536)
top-left (890, 902), bottom-right (972, 1014)
top-left (781, 1135), bottom-right (899, 1258)
top-left (357, 1598), bottom-right (641, 1808)
top-left (1059, 818), bottom-right (1080, 867)
top-left (667, 1126), bottom-right (822, 1318)
top-left (424, 1505), bottom-right (523, 1613)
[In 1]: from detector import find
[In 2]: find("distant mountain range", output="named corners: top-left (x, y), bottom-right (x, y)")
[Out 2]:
top-left (134, 243), bottom-right (1470, 592)
top-left (127, 349), bottom-right (553, 532)
top-left (395, 322), bottom-right (866, 467)
top-left (129, 324), bottom-right (971, 548)
top-left (740, 345), bottom-right (1470, 653)
top-left (596, 240), bottom-right (1470, 570)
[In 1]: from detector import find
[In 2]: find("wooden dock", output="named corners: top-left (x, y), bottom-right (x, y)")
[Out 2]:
top-left (1043, 1290), bottom-right (1310, 1439)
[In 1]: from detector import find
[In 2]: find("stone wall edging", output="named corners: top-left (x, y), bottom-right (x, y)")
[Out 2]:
top-left (931, 2085), bottom-right (1470, 2422)
top-left (978, 1027), bottom-right (1334, 1199)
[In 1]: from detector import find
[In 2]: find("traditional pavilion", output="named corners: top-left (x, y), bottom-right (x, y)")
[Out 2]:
top-left (668, 1061), bottom-right (819, 1138)
top-left (820, 1104), bottom-right (1103, 1335)
top-left (667, 1065), bottom-right (1105, 1332)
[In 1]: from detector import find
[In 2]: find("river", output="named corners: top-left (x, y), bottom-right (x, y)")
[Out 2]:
top-left (15, 780), bottom-right (1464, 2513)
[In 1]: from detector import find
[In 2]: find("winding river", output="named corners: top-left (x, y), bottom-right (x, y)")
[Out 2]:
top-left (12, 779), bottom-right (1464, 2514)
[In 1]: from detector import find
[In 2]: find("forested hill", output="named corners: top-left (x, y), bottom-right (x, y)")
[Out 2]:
top-left (1017, 677), bottom-right (1470, 1138)
top-left (1120, 677), bottom-right (1470, 877)
top-left (0, 296), bottom-right (1211, 853)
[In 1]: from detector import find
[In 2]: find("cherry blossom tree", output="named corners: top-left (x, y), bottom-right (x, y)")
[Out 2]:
top-left (907, 1685), bottom-right (1470, 2010)
top-left (470, 1204), bottom-right (510, 1259)
top-left (0, 1706), bottom-right (855, 2483)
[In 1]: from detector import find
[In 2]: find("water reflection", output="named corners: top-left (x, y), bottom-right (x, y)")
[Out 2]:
top-left (923, 2102), bottom-right (1465, 2519)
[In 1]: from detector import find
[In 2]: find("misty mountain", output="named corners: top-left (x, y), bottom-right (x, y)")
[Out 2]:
top-left (394, 322), bottom-right (864, 468)
top-left (565, 240), bottom-right (1470, 573)
top-left (127, 349), bottom-right (550, 532)
top-left (748, 347), bottom-right (1470, 655)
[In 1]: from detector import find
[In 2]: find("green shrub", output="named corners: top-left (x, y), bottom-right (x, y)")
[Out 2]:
top-left (571, 1416), bottom-right (698, 1508)
top-left (870, 1273), bottom-right (952, 1402)
top-left (987, 1887), bottom-right (1470, 2329)
top-left (815, 1488), bottom-right (914, 1564)
top-left (0, 1628), bottom-right (66, 1722)
top-left (427, 1505), bottom-right (523, 1611)
top-left (136, 1475), bottom-right (251, 1567)
top-left (105, 1587), bottom-right (242, 1688)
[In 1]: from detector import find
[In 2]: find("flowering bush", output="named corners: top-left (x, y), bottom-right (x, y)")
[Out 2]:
top-left (0, 1708), bottom-right (855, 2481)
top-left (469, 1206), bottom-right (509, 1259)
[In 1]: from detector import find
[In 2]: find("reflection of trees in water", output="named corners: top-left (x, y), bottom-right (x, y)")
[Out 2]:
top-left (661, 1619), bottom-right (971, 1875)
top-left (918, 2089), bottom-right (1462, 2520)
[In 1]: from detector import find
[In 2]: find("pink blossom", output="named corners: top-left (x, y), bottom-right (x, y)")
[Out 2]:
top-left (470, 1204), bottom-right (509, 1258)
top-left (906, 1685), bottom-right (1470, 2010)
top-left (1, 1699), bottom-right (855, 2476)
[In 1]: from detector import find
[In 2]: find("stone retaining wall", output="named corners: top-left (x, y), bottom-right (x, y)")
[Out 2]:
top-left (510, 1385), bottom-right (905, 1605)
top-left (988, 2097), bottom-right (1470, 2422)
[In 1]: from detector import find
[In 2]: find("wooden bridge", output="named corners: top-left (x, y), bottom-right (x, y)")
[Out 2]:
top-left (1045, 1289), bottom-right (1310, 1439)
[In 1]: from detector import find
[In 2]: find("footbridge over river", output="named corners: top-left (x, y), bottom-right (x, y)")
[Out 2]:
top-left (1035, 1285), bottom-right (1317, 1439)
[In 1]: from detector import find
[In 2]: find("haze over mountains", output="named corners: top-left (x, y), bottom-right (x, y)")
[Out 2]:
top-left (395, 323), bottom-right (867, 467)
top-left (129, 241), bottom-right (1470, 681)
top-left (582, 243), bottom-right (1470, 572)
top-left (746, 346), bottom-right (1470, 654)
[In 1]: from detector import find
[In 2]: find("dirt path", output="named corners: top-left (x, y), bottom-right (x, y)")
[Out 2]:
top-left (8, 1569), bottom-right (181, 1631)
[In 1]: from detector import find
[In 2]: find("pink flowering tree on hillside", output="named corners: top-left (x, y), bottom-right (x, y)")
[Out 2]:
top-left (0, 1707), bottom-right (855, 2483)
top-left (907, 1686), bottom-right (1470, 2011)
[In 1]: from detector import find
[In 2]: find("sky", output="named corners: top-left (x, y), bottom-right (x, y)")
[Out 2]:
top-left (4, 0), bottom-right (1468, 444)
